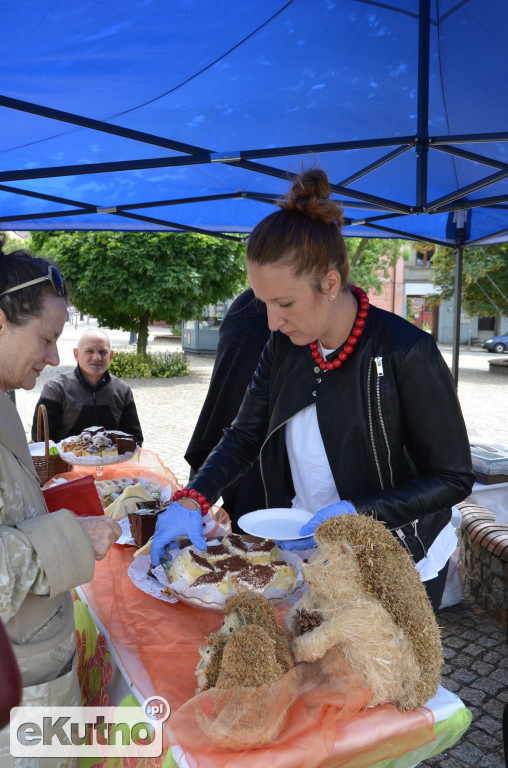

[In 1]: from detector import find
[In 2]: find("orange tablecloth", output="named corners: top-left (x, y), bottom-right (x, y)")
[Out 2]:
top-left (79, 546), bottom-right (438, 768)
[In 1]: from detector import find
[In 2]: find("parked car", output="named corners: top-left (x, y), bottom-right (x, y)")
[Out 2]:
top-left (482, 334), bottom-right (508, 353)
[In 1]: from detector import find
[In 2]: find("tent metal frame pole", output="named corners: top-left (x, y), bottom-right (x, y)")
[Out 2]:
top-left (452, 241), bottom-right (464, 387)
top-left (435, 195), bottom-right (508, 213)
top-left (415, 0), bottom-right (431, 210)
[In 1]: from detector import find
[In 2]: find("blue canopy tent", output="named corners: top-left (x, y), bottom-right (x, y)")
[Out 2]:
top-left (2, 0), bottom-right (508, 379)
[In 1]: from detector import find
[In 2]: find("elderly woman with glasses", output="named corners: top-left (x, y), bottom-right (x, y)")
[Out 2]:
top-left (0, 235), bottom-right (120, 767)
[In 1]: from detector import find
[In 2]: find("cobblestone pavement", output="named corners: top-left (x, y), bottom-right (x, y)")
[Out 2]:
top-left (24, 319), bottom-right (508, 767)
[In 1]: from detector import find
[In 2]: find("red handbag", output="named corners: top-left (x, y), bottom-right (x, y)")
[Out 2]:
top-left (43, 475), bottom-right (104, 517)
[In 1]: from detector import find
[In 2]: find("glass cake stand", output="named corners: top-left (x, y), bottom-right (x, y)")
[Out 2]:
top-left (55, 444), bottom-right (139, 479)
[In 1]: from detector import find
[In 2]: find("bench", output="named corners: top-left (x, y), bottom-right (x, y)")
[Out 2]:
top-left (488, 359), bottom-right (508, 375)
top-left (457, 501), bottom-right (508, 630)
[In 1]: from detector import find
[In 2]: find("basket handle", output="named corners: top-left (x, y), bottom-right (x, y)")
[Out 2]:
top-left (36, 404), bottom-right (50, 460)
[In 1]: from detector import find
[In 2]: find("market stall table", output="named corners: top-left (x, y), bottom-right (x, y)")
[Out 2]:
top-left (466, 481), bottom-right (508, 523)
top-left (74, 545), bottom-right (472, 768)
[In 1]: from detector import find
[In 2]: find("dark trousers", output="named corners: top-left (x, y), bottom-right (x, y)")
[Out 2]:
top-left (424, 560), bottom-right (450, 613)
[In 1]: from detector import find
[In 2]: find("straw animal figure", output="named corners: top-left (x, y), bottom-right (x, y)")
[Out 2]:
top-left (283, 514), bottom-right (442, 711)
top-left (195, 592), bottom-right (294, 692)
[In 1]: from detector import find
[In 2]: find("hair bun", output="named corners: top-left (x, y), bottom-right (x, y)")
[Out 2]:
top-left (280, 168), bottom-right (343, 226)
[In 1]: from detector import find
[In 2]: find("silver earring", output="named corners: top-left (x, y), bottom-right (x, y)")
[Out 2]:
top-left (330, 294), bottom-right (335, 299)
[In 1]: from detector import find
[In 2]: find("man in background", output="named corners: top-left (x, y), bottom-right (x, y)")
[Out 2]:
top-left (31, 328), bottom-right (143, 445)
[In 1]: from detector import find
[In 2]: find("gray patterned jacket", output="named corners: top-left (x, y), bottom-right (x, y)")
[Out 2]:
top-left (0, 391), bottom-right (95, 688)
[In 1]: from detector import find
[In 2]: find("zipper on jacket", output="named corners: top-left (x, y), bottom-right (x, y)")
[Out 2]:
top-left (394, 527), bottom-right (411, 555)
top-left (411, 519), bottom-right (428, 557)
top-left (23, 604), bottom-right (65, 642)
top-left (403, 445), bottom-right (418, 476)
top-left (367, 361), bottom-right (384, 490)
top-left (374, 356), bottom-right (395, 488)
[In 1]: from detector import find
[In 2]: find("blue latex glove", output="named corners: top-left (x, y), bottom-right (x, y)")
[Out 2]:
top-left (278, 500), bottom-right (356, 551)
top-left (150, 501), bottom-right (206, 566)
top-left (299, 500), bottom-right (356, 537)
top-left (277, 535), bottom-right (316, 552)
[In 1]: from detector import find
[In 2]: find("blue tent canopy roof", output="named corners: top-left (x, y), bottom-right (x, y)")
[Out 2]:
top-left (2, 0), bottom-right (508, 245)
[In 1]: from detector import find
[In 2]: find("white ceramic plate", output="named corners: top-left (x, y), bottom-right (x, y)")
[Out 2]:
top-left (237, 507), bottom-right (313, 540)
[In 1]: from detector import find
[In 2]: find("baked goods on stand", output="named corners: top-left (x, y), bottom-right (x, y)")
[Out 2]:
top-left (57, 427), bottom-right (139, 479)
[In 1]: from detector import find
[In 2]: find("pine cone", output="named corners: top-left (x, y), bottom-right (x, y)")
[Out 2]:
top-left (294, 608), bottom-right (323, 636)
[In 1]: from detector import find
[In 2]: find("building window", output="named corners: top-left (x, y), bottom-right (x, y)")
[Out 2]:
top-left (478, 317), bottom-right (495, 331)
top-left (416, 247), bottom-right (434, 266)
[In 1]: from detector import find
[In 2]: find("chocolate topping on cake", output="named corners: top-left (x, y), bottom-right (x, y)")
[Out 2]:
top-left (225, 533), bottom-right (249, 553)
top-left (117, 435), bottom-right (137, 454)
top-left (215, 555), bottom-right (251, 575)
top-left (206, 543), bottom-right (230, 560)
top-left (193, 571), bottom-right (228, 588)
top-left (136, 500), bottom-right (164, 511)
top-left (128, 508), bottom-right (163, 547)
top-left (189, 550), bottom-right (214, 571)
top-left (236, 564), bottom-right (276, 591)
top-left (249, 538), bottom-right (276, 553)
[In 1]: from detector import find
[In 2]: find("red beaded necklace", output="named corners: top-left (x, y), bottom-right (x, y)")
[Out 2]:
top-left (310, 285), bottom-right (369, 371)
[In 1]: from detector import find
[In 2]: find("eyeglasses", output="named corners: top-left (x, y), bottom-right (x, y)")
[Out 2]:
top-left (0, 265), bottom-right (65, 298)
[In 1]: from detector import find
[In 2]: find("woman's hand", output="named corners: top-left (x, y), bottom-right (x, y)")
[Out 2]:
top-left (277, 535), bottom-right (315, 551)
top-left (150, 499), bottom-right (206, 566)
top-left (298, 500), bottom-right (356, 538)
top-left (278, 501), bottom-right (356, 550)
top-left (77, 516), bottom-right (122, 560)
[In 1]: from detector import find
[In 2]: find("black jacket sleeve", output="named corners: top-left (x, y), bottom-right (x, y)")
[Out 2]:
top-left (119, 399), bottom-right (144, 445)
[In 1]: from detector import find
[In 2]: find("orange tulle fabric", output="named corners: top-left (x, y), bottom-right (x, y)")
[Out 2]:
top-left (45, 447), bottom-right (181, 492)
top-left (80, 546), bottom-right (435, 768)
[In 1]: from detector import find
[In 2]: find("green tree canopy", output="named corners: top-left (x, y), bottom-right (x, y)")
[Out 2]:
top-left (430, 244), bottom-right (508, 319)
top-left (345, 238), bottom-right (410, 292)
top-left (0, 232), bottom-right (27, 254)
top-left (28, 231), bottom-right (248, 355)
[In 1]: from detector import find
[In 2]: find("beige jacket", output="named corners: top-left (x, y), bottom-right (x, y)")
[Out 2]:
top-left (0, 391), bottom-right (95, 687)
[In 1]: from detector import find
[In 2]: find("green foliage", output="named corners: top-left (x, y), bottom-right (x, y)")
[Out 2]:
top-left (108, 350), bottom-right (189, 378)
top-left (27, 231), bottom-right (248, 354)
top-left (345, 238), bottom-right (410, 293)
top-left (0, 232), bottom-right (26, 254)
top-left (430, 244), bottom-right (508, 317)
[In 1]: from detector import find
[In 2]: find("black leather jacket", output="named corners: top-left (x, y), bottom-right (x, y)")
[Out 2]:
top-left (191, 304), bottom-right (474, 563)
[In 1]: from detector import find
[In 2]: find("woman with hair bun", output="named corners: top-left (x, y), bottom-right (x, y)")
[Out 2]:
top-left (152, 169), bottom-right (474, 612)
top-left (0, 235), bottom-right (120, 766)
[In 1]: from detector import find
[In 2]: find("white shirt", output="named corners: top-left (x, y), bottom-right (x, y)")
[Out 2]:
top-left (285, 401), bottom-right (455, 582)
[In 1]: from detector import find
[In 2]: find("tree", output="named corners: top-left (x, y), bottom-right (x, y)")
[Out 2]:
top-left (429, 244), bottom-right (508, 320)
top-left (28, 231), bottom-right (248, 355)
top-left (345, 238), bottom-right (410, 292)
top-left (0, 232), bottom-right (26, 253)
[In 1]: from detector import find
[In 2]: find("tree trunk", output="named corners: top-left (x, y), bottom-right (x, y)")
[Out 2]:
top-left (137, 312), bottom-right (150, 357)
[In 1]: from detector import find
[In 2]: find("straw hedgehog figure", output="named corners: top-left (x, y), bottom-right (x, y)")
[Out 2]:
top-left (195, 592), bottom-right (294, 693)
top-left (283, 514), bottom-right (442, 711)
top-left (220, 592), bottom-right (294, 673)
top-left (195, 632), bottom-right (229, 692)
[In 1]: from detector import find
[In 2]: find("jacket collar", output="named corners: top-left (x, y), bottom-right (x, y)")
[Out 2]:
top-left (266, 336), bottom-right (317, 436)
top-left (74, 365), bottom-right (111, 392)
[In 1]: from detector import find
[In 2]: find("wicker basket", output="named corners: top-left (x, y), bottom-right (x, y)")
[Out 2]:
top-left (32, 404), bottom-right (73, 485)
